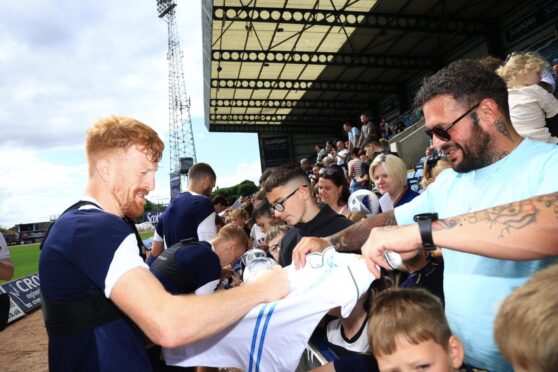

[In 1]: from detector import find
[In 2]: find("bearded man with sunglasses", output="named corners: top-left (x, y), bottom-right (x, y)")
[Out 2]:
top-left (292, 59), bottom-right (558, 372)
top-left (265, 164), bottom-right (353, 266)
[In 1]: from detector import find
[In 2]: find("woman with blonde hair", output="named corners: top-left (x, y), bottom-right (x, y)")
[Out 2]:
top-left (370, 154), bottom-right (418, 209)
top-left (496, 52), bottom-right (558, 144)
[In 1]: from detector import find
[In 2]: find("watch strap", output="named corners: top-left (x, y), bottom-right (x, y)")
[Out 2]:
top-left (417, 218), bottom-right (436, 250)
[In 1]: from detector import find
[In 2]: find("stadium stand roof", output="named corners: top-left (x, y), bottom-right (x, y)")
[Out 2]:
top-left (202, 0), bottom-right (524, 134)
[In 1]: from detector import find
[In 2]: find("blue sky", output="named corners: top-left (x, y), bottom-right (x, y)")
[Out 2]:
top-left (0, 0), bottom-right (261, 227)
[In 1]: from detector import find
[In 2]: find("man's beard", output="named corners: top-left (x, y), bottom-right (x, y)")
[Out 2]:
top-left (449, 113), bottom-right (493, 173)
top-left (115, 186), bottom-right (148, 219)
top-left (201, 186), bottom-right (213, 198)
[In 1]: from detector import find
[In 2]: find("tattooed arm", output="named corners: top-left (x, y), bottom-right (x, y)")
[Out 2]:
top-left (291, 211), bottom-right (397, 269)
top-left (431, 193), bottom-right (558, 259)
top-left (361, 192), bottom-right (558, 277)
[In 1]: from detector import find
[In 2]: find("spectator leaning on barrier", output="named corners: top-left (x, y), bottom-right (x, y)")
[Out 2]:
top-left (292, 59), bottom-right (558, 372)
top-left (38, 116), bottom-right (289, 372)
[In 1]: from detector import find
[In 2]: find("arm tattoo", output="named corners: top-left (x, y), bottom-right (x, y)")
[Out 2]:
top-left (329, 211), bottom-right (397, 251)
top-left (432, 193), bottom-right (558, 238)
top-left (536, 193), bottom-right (558, 214)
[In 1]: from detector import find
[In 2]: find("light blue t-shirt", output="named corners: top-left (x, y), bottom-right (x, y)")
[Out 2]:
top-left (395, 138), bottom-right (558, 372)
top-left (348, 127), bottom-right (360, 148)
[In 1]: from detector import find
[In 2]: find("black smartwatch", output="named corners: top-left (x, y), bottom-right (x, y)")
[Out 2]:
top-left (413, 213), bottom-right (438, 251)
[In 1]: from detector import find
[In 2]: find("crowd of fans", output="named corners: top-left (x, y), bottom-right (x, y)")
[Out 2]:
top-left (181, 116), bottom-right (443, 371)
top-left (144, 50), bottom-right (558, 372)
top-left (33, 38), bottom-right (558, 372)
top-left (136, 49), bottom-right (558, 372)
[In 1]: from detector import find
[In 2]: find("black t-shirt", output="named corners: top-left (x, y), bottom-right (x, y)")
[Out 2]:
top-left (279, 205), bottom-right (353, 266)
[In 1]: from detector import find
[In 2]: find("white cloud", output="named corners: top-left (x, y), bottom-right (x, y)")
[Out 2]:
top-left (0, 146), bottom-right (87, 227)
top-left (0, 0), bottom-right (261, 226)
top-left (216, 160), bottom-right (262, 189)
top-left (0, 0), bottom-right (171, 148)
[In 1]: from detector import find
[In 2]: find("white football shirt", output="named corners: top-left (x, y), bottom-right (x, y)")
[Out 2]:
top-left (163, 249), bottom-right (374, 371)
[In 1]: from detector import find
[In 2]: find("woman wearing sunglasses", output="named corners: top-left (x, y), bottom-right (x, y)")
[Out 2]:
top-left (318, 166), bottom-right (351, 218)
top-left (496, 52), bottom-right (558, 144)
top-left (370, 154), bottom-right (419, 210)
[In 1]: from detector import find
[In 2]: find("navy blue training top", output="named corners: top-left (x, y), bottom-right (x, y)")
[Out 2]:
top-left (39, 204), bottom-right (151, 372)
top-left (150, 241), bottom-right (221, 295)
top-left (155, 192), bottom-right (215, 247)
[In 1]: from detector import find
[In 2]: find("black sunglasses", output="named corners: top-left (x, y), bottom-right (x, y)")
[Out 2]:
top-left (425, 102), bottom-right (481, 142)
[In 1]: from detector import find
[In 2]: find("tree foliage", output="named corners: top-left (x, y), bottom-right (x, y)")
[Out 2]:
top-left (211, 180), bottom-right (259, 204)
top-left (145, 198), bottom-right (166, 212)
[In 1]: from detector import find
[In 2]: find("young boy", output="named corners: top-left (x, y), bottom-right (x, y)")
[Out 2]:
top-left (494, 263), bottom-right (558, 372)
top-left (265, 164), bottom-right (352, 266)
top-left (251, 201), bottom-right (277, 249)
top-left (368, 288), bottom-right (466, 372)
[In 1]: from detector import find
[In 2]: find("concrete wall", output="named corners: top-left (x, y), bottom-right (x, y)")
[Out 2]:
top-left (258, 132), bottom-right (333, 171)
top-left (389, 118), bottom-right (429, 169)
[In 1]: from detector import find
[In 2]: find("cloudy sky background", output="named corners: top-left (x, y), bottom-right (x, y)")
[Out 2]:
top-left (0, 0), bottom-right (261, 227)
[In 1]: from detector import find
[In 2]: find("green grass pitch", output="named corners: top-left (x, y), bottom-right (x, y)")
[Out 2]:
top-left (1, 231), bottom-right (155, 283)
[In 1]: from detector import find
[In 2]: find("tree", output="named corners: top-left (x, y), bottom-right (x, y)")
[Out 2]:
top-left (144, 198), bottom-right (166, 212)
top-left (211, 180), bottom-right (258, 202)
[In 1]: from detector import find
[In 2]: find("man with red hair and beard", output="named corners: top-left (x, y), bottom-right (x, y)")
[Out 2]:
top-left (39, 116), bottom-right (289, 372)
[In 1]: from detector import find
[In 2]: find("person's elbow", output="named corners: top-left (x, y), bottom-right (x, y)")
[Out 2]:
top-left (152, 327), bottom-right (197, 349)
top-left (148, 304), bottom-right (200, 348)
